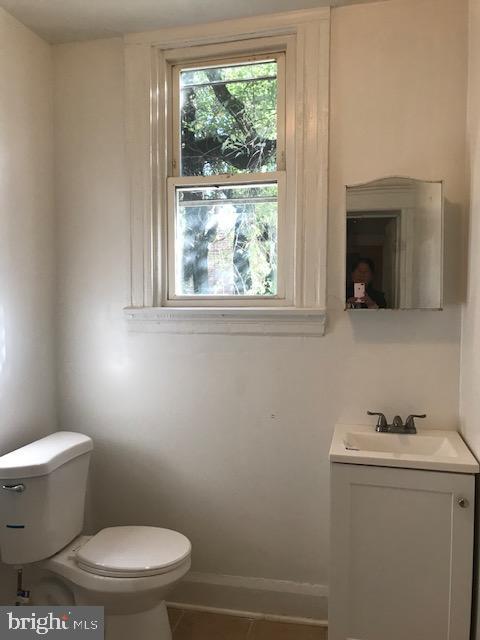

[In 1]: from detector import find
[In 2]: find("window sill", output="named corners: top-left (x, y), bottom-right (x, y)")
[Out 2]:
top-left (124, 307), bottom-right (326, 336)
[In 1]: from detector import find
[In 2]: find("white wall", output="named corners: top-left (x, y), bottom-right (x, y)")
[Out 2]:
top-left (53, 0), bottom-right (467, 615)
top-left (460, 0), bottom-right (480, 636)
top-left (462, 2), bottom-right (480, 453)
top-left (0, 8), bottom-right (56, 600)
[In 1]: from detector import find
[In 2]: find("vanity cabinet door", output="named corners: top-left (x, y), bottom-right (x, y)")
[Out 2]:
top-left (329, 463), bottom-right (475, 640)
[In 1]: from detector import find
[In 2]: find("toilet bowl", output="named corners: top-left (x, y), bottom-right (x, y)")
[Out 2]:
top-left (0, 432), bottom-right (192, 640)
top-left (35, 527), bottom-right (191, 639)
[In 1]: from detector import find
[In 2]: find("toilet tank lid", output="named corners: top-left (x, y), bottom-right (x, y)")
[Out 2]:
top-left (0, 432), bottom-right (93, 479)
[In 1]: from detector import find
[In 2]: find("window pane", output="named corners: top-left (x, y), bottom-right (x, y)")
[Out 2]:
top-left (175, 183), bottom-right (278, 296)
top-left (180, 60), bottom-right (278, 176)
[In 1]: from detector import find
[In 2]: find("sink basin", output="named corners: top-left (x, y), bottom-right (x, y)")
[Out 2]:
top-left (344, 432), bottom-right (457, 457)
top-left (330, 424), bottom-right (479, 473)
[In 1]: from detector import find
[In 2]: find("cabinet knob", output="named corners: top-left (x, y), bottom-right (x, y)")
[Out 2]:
top-left (457, 497), bottom-right (469, 509)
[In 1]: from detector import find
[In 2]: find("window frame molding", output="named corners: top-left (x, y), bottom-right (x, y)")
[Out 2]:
top-left (124, 8), bottom-right (330, 336)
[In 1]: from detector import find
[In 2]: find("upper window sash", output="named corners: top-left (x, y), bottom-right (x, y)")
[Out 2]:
top-left (170, 51), bottom-right (286, 179)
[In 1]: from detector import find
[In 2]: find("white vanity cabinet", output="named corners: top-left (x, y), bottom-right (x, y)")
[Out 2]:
top-left (329, 462), bottom-right (475, 640)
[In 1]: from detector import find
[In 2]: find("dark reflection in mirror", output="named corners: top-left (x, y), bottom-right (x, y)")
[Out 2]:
top-left (346, 178), bottom-right (443, 310)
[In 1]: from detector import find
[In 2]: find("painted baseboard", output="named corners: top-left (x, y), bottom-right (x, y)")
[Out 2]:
top-left (166, 602), bottom-right (328, 627)
top-left (168, 571), bottom-right (328, 621)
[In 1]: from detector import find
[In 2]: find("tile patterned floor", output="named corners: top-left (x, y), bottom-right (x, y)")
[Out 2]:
top-left (168, 609), bottom-right (328, 640)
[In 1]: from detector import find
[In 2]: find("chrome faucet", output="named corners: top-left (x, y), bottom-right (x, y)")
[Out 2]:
top-left (367, 411), bottom-right (388, 432)
top-left (367, 411), bottom-right (426, 434)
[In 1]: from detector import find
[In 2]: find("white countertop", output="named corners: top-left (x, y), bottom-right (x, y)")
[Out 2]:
top-left (329, 424), bottom-right (479, 474)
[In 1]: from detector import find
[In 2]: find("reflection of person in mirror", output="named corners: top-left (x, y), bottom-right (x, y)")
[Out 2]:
top-left (346, 258), bottom-right (387, 309)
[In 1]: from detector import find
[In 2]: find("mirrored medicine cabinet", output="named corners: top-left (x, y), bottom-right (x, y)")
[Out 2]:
top-left (345, 177), bottom-right (443, 310)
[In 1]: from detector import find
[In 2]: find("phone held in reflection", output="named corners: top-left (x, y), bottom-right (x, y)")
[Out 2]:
top-left (354, 282), bottom-right (365, 301)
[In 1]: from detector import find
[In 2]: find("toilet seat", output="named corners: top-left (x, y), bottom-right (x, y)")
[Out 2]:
top-left (75, 526), bottom-right (191, 578)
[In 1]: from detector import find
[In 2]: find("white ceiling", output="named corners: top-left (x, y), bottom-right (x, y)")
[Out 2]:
top-left (0, 0), bottom-right (382, 44)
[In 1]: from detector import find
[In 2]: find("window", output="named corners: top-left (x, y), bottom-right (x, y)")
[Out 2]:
top-left (174, 59), bottom-right (281, 299)
top-left (168, 54), bottom-right (289, 304)
top-left (124, 9), bottom-right (329, 334)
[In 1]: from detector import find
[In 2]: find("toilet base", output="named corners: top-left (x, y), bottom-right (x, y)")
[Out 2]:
top-left (105, 602), bottom-right (171, 640)
top-left (32, 536), bottom-right (190, 640)
top-left (34, 579), bottom-right (172, 640)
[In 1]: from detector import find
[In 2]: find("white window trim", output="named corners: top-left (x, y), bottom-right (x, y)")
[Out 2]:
top-left (124, 8), bottom-right (330, 336)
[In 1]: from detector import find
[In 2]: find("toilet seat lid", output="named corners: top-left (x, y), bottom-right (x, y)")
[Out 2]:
top-left (76, 526), bottom-right (191, 578)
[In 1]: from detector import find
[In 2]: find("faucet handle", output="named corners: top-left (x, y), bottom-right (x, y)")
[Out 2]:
top-left (405, 414), bottom-right (426, 430)
top-left (367, 411), bottom-right (388, 429)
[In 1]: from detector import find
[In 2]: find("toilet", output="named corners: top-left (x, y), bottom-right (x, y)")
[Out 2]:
top-left (0, 431), bottom-right (191, 640)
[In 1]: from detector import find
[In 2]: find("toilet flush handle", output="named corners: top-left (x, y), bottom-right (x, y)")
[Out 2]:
top-left (2, 484), bottom-right (25, 493)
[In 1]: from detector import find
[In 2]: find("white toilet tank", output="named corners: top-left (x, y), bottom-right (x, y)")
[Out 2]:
top-left (0, 432), bottom-right (93, 564)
